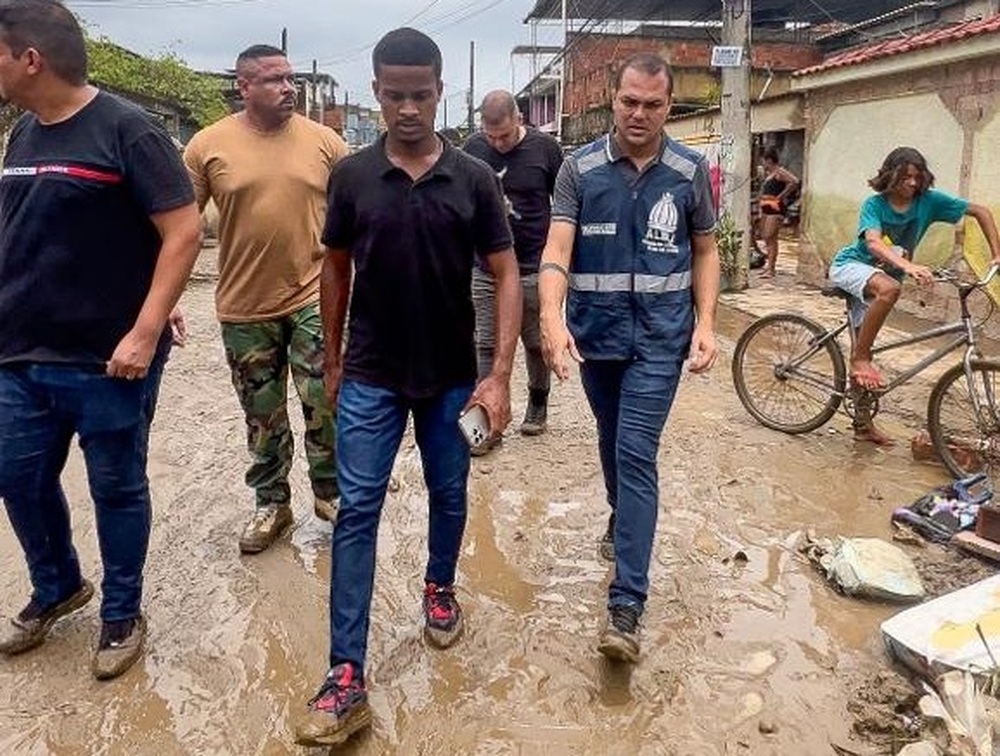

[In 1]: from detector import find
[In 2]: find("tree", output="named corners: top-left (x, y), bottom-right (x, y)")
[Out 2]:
top-left (86, 37), bottom-right (227, 127)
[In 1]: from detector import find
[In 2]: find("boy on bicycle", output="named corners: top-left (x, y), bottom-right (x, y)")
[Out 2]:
top-left (828, 146), bottom-right (1000, 444)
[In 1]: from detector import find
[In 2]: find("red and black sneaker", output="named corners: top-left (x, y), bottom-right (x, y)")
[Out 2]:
top-left (423, 582), bottom-right (464, 649)
top-left (294, 662), bottom-right (372, 747)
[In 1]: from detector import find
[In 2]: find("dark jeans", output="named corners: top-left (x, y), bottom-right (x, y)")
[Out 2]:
top-left (329, 379), bottom-right (473, 670)
top-left (580, 358), bottom-right (682, 611)
top-left (0, 345), bottom-right (168, 622)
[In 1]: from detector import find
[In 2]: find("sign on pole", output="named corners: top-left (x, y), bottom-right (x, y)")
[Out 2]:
top-left (711, 45), bottom-right (744, 68)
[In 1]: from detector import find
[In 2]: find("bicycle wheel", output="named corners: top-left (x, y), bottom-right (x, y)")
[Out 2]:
top-left (927, 360), bottom-right (1000, 484)
top-left (732, 313), bottom-right (847, 434)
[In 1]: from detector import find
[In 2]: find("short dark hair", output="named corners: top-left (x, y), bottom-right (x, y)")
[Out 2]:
top-left (614, 52), bottom-right (673, 94)
top-left (235, 44), bottom-right (286, 74)
top-left (0, 0), bottom-right (86, 86)
top-left (869, 146), bottom-right (935, 194)
top-left (762, 146), bottom-right (781, 164)
top-left (372, 27), bottom-right (442, 79)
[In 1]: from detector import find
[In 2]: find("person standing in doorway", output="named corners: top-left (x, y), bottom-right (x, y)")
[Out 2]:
top-left (184, 45), bottom-right (348, 554)
top-left (756, 146), bottom-right (799, 279)
top-left (463, 89), bottom-right (564, 453)
top-left (294, 28), bottom-right (520, 747)
top-left (539, 52), bottom-right (720, 664)
top-left (0, 0), bottom-right (201, 679)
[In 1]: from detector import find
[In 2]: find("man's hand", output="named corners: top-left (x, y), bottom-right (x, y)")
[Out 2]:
top-left (687, 324), bottom-right (718, 373)
top-left (904, 261), bottom-right (934, 286)
top-left (323, 357), bottom-right (344, 406)
top-left (168, 307), bottom-right (187, 346)
top-left (107, 327), bottom-right (159, 380)
top-left (468, 372), bottom-right (511, 438)
top-left (541, 313), bottom-right (583, 381)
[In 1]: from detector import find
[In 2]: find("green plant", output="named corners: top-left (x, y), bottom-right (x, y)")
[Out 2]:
top-left (716, 210), bottom-right (743, 278)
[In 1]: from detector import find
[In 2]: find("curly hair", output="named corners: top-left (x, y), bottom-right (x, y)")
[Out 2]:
top-left (868, 147), bottom-right (935, 195)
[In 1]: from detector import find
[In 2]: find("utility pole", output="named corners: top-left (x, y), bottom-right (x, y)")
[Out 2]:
top-left (280, 27), bottom-right (287, 55)
top-left (557, 0), bottom-right (567, 142)
top-left (719, 0), bottom-right (752, 290)
top-left (467, 40), bottom-right (476, 132)
top-left (311, 59), bottom-right (319, 122)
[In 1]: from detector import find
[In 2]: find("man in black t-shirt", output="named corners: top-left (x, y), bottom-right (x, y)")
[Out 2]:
top-left (0, 0), bottom-right (201, 680)
top-left (295, 28), bottom-right (521, 747)
top-left (464, 90), bottom-right (564, 450)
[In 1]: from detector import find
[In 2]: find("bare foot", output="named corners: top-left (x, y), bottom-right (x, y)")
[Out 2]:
top-left (758, 270), bottom-right (775, 279)
top-left (849, 359), bottom-right (885, 390)
top-left (854, 423), bottom-right (895, 446)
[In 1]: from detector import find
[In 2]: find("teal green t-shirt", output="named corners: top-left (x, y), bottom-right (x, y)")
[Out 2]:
top-left (831, 189), bottom-right (969, 278)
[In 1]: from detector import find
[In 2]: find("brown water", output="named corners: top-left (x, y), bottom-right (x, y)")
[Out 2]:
top-left (0, 271), bottom-right (969, 755)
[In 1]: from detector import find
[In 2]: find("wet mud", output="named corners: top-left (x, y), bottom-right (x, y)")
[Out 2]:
top-left (0, 254), bottom-right (990, 755)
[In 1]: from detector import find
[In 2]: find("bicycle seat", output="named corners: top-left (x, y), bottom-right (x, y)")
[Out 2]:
top-left (820, 282), bottom-right (851, 300)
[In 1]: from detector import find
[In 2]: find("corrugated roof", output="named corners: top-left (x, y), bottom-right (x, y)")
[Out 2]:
top-left (795, 13), bottom-right (1000, 76)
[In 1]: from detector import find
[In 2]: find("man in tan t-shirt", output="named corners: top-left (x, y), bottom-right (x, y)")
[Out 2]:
top-left (184, 44), bottom-right (348, 554)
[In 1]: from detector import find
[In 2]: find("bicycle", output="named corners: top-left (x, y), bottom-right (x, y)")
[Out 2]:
top-left (731, 263), bottom-right (1000, 483)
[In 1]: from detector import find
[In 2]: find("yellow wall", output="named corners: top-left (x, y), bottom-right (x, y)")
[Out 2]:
top-left (804, 92), bottom-right (965, 266)
top-left (964, 105), bottom-right (1000, 300)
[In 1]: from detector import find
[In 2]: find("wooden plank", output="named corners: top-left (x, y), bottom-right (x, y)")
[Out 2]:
top-left (952, 530), bottom-right (1000, 563)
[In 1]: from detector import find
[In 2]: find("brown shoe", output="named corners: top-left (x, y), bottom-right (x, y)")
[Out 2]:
top-left (0, 579), bottom-right (94, 656)
top-left (238, 504), bottom-right (293, 554)
top-left (313, 496), bottom-right (339, 523)
top-left (92, 614), bottom-right (146, 680)
top-left (598, 604), bottom-right (641, 664)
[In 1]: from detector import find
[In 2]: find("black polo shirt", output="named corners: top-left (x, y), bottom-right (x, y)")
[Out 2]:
top-left (323, 135), bottom-right (512, 399)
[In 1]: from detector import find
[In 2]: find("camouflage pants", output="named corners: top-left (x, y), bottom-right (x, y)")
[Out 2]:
top-left (221, 303), bottom-right (337, 508)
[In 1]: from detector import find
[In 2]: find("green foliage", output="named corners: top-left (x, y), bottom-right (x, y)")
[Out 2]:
top-left (716, 210), bottom-right (744, 277)
top-left (86, 37), bottom-right (227, 127)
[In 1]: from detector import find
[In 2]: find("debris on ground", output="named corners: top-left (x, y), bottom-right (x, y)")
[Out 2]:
top-left (801, 533), bottom-right (926, 602)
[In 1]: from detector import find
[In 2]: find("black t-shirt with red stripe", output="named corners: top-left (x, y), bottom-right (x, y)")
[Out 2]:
top-left (0, 91), bottom-right (194, 366)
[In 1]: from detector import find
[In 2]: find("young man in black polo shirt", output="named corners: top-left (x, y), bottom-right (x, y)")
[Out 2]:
top-left (294, 28), bottom-right (521, 747)
top-left (0, 0), bottom-right (201, 679)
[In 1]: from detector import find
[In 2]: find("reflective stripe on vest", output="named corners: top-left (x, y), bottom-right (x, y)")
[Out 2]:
top-left (569, 271), bottom-right (692, 293)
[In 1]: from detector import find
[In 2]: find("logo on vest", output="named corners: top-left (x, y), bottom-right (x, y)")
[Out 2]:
top-left (643, 192), bottom-right (678, 253)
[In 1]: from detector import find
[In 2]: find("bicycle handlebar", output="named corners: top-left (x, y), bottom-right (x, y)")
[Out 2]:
top-left (932, 263), bottom-right (1000, 288)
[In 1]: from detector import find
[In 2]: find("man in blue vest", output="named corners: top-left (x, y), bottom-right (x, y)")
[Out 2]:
top-left (539, 52), bottom-right (720, 664)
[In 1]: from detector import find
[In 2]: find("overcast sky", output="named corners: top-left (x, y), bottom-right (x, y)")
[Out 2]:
top-left (65, 0), bottom-right (564, 121)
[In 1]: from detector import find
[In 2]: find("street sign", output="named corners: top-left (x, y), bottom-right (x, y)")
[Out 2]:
top-left (711, 46), bottom-right (744, 67)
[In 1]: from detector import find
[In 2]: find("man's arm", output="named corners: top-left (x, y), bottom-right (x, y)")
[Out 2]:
top-left (538, 221), bottom-right (581, 381)
top-left (862, 230), bottom-right (935, 284)
top-left (688, 231), bottom-right (720, 373)
top-left (106, 202), bottom-right (202, 378)
top-left (320, 250), bottom-right (352, 405)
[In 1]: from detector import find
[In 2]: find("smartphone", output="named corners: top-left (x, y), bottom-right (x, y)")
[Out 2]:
top-left (458, 404), bottom-right (491, 448)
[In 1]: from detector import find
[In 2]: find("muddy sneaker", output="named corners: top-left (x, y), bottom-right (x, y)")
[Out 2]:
top-left (238, 503), bottom-right (293, 554)
top-left (599, 515), bottom-right (615, 562)
top-left (0, 579), bottom-right (94, 656)
top-left (313, 495), bottom-right (339, 523)
top-left (423, 583), bottom-right (464, 649)
top-left (294, 662), bottom-right (372, 747)
top-left (598, 603), bottom-right (641, 664)
top-left (519, 390), bottom-right (549, 436)
top-left (92, 614), bottom-right (146, 680)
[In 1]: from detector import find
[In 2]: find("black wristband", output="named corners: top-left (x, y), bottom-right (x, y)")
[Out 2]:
top-left (539, 261), bottom-right (569, 279)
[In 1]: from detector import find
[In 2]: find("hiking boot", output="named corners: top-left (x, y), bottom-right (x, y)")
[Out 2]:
top-left (423, 583), bottom-right (464, 649)
top-left (599, 515), bottom-right (615, 562)
top-left (238, 503), bottom-right (293, 554)
top-left (598, 603), bottom-right (641, 664)
top-left (294, 662), bottom-right (372, 747)
top-left (0, 579), bottom-right (95, 656)
top-left (314, 495), bottom-right (339, 523)
top-left (92, 614), bottom-right (146, 680)
top-left (519, 389), bottom-right (549, 436)
top-left (470, 434), bottom-right (502, 458)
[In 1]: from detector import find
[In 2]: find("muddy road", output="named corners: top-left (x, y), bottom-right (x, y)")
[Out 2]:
top-left (0, 260), bottom-right (982, 755)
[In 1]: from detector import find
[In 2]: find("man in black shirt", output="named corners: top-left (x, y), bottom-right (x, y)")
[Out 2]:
top-left (295, 28), bottom-right (520, 747)
top-left (464, 90), bottom-right (564, 450)
top-left (0, 0), bottom-right (201, 680)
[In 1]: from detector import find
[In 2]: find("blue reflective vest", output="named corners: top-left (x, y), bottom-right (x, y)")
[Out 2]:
top-left (567, 135), bottom-right (704, 362)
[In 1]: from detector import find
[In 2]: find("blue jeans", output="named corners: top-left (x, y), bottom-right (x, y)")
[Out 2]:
top-left (329, 379), bottom-right (473, 670)
top-left (580, 359), bottom-right (682, 611)
top-left (0, 346), bottom-right (168, 622)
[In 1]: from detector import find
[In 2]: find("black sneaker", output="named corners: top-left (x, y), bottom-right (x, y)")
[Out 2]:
top-left (423, 582), bottom-right (464, 648)
top-left (92, 615), bottom-right (147, 680)
top-left (519, 390), bottom-right (549, 436)
top-left (598, 603), bottom-right (641, 664)
top-left (294, 662), bottom-right (372, 746)
top-left (0, 579), bottom-right (94, 656)
top-left (599, 514), bottom-right (615, 562)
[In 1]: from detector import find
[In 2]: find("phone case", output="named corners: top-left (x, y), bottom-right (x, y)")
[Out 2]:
top-left (458, 404), bottom-right (490, 447)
